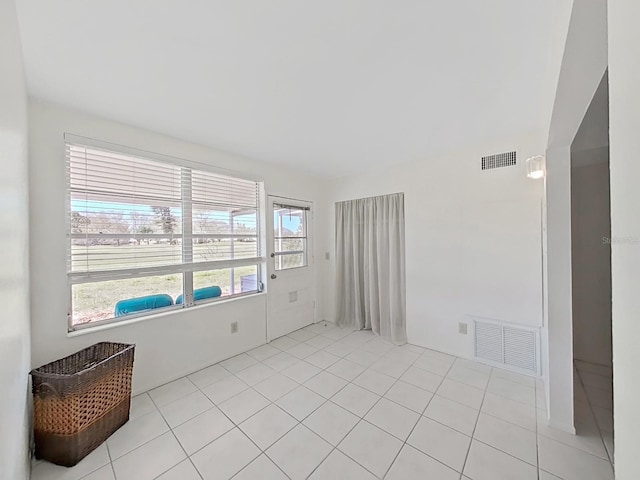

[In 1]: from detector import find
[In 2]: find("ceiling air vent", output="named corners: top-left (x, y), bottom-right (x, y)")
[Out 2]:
top-left (481, 151), bottom-right (517, 170)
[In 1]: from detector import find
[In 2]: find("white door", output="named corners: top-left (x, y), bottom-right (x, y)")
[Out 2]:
top-left (266, 196), bottom-right (315, 340)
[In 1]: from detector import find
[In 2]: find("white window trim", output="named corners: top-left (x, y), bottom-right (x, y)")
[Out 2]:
top-left (272, 202), bottom-right (310, 271)
top-left (65, 134), bottom-right (265, 332)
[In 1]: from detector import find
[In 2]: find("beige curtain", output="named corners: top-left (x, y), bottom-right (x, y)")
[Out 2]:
top-left (335, 193), bottom-right (407, 344)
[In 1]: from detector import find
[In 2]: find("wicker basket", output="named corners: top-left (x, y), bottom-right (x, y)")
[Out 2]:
top-left (30, 342), bottom-right (135, 467)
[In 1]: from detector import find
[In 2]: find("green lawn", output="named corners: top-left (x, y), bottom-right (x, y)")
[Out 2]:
top-left (71, 242), bottom-right (258, 325)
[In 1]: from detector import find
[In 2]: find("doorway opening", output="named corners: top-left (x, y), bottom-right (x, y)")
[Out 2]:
top-left (570, 70), bottom-right (614, 464)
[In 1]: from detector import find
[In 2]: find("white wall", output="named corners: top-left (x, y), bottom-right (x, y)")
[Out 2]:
top-left (571, 156), bottom-right (612, 367)
top-left (322, 132), bottom-right (545, 360)
top-left (0, 0), bottom-right (31, 478)
top-left (541, 0), bottom-right (575, 136)
top-left (608, 0), bottom-right (640, 476)
top-left (28, 99), bottom-right (330, 395)
top-left (544, 146), bottom-right (575, 433)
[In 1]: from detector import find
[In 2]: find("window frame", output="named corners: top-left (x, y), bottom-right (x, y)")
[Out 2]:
top-left (65, 134), bottom-right (265, 332)
top-left (272, 202), bottom-right (310, 271)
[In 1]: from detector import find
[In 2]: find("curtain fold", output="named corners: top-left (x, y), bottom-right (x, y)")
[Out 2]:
top-left (335, 193), bottom-right (406, 344)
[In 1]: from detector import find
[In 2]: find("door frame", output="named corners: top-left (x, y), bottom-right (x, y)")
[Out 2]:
top-left (266, 195), bottom-right (315, 342)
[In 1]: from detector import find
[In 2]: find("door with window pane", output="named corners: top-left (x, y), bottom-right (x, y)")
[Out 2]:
top-left (266, 196), bottom-right (315, 340)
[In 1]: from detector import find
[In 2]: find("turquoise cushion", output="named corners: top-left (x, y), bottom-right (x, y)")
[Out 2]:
top-left (176, 286), bottom-right (222, 305)
top-left (115, 294), bottom-right (174, 317)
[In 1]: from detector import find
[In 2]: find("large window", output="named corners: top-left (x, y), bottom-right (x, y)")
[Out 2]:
top-left (66, 139), bottom-right (263, 330)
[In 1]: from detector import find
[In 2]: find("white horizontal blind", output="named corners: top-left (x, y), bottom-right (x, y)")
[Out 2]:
top-left (67, 143), bottom-right (261, 283)
top-left (191, 168), bottom-right (260, 264)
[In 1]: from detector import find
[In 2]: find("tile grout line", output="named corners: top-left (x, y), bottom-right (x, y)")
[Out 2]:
top-left (456, 361), bottom-right (491, 480)
top-left (166, 330), bottom-right (484, 479)
top-left (267, 331), bottom-right (386, 478)
top-left (146, 384), bottom-right (206, 480)
top-left (229, 426), bottom-right (293, 480)
top-left (108, 325), bottom-right (544, 480)
top-left (378, 350), bottom-right (457, 479)
top-left (183, 383), bottom-right (265, 478)
top-left (103, 398), bottom-right (176, 477)
top-left (74, 444), bottom-right (113, 480)
top-left (336, 359), bottom-right (431, 477)
top-left (294, 330), bottom-right (426, 478)
top-left (166, 430), bottom-right (205, 480)
top-left (346, 352), bottom-right (424, 478)
top-left (104, 441), bottom-right (117, 480)
top-left (449, 370), bottom-right (547, 473)
top-left (304, 358), bottom-right (412, 479)
top-left (31, 326), bottom-right (360, 480)
top-left (574, 364), bottom-right (615, 469)
top-left (193, 327), bottom-right (381, 478)
top-left (36, 324), bottom-right (548, 480)
top-left (252, 337), bottom-right (584, 477)
top-left (285, 331), bottom-right (411, 478)
top-left (155, 376), bottom-right (208, 480)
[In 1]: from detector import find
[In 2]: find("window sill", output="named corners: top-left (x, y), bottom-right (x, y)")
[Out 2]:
top-left (67, 292), bottom-right (266, 338)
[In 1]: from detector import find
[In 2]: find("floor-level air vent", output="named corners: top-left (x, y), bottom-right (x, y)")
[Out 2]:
top-left (481, 151), bottom-right (517, 170)
top-left (473, 318), bottom-right (539, 374)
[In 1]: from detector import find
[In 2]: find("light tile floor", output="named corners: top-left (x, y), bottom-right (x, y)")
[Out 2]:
top-left (31, 322), bottom-right (615, 480)
top-left (574, 359), bottom-right (614, 465)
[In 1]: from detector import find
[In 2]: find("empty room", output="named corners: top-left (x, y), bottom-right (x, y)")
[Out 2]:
top-left (2, 0), bottom-right (639, 479)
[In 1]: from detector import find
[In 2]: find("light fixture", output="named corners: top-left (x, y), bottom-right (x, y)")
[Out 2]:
top-left (526, 155), bottom-right (545, 179)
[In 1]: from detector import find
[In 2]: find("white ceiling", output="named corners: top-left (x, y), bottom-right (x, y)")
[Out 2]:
top-left (16, 0), bottom-right (553, 177)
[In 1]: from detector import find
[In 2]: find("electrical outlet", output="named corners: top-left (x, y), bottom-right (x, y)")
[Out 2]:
top-left (231, 321), bottom-right (238, 334)
top-left (458, 322), bottom-right (468, 335)
top-left (325, 251), bottom-right (330, 260)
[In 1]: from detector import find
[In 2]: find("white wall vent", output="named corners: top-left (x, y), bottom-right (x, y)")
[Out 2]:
top-left (481, 151), bottom-right (517, 170)
top-left (473, 317), bottom-right (539, 374)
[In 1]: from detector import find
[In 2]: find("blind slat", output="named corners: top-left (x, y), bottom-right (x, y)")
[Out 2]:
top-left (68, 256), bottom-right (264, 284)
top-left (67, 142), bottom-right (261, 277)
